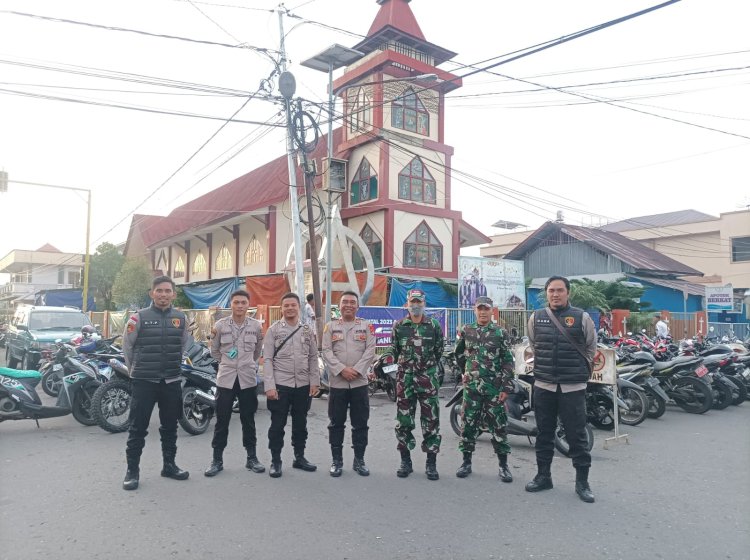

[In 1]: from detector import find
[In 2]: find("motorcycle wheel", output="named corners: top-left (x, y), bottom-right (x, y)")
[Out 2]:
top-left (449, 402), bottom-right (463, 437)
top-left (618, 386), bottom-right (649, 426)
top-left (41, 369), bottom-right (62, 398)
top-left (179, 386), bottom-right (213, 435)
top-left (586, 393), bottom-right (615, 430)
top-left (368, 380), bottom-right (378, 396)
top-left (727, 375), bottom-right (747, 405)
top-left (711, 380), bottom-right (733, 410)
top-left (71, 380), bottom-right (100, 426)
top-left (386, 379), bottom-right (397, 402)
top-left (91, 379), bottom-right (132, 433)
top-left (553, 421), bottom-right (594, 457)
top-left (646, 391), bottom-right (667, 419)
top-left (672, 377), bottom-right (713, 414)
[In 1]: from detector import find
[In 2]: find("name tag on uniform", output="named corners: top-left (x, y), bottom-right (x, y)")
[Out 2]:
top-left (355, 333), bottom-right (367, 342)
top-left (143, 320), bottom-right (159, 326)
top-left (332, 332), bottom-right (344, 342)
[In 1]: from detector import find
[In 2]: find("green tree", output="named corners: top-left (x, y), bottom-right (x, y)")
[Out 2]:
top-left (89, 242), bottom-right (125, 311)
top-left (599, 280), bottom-right (650, 311)
top-left (570, 279), bottom-right (610, 311)
top-left (174, 286), bottom-right (193, 309)
top-left (113, 257), bottom-right (153, 309)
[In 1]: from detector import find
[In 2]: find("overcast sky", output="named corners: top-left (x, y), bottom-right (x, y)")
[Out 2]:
top-left (1, 0), bottom-right (748, 275)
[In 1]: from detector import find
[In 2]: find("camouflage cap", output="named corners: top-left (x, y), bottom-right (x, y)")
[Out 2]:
top-left (475, 296), bottom-right (493, 308)
top-left (407, 288), bottom-right (426, 302)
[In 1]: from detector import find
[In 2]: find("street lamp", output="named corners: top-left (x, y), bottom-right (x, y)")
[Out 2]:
top-left (0, 175), bottom-right (92, 312)
top-left (302, 43), bottom-right (438, 319)
top-left (302, 44), bottom-right (365, 322)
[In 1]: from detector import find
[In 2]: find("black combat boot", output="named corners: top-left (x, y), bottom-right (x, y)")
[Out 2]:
top-left (204, 449), bottom-right (223, 477)
top-left (456, 452), bottom-right (472, 478)
top-left (161, 457), bottom-right (190, 480)
top-left (122, 464), bottom-right (140, 491)
top-left (292, 450), bottom-right (317, 472)
top-left (245, 447), bottom-right (265, 473)
top-left (269, 451), bottom-right (282, 478)
top-left (330, 447), bottom-right (343, 477)
top-left (396, 449), bottom-right (413, 478)
top-left (352, 448), bottom-right (370, 477)
top-left (525, 463), bottom-right (553, 492)
top-left (425, 452), bottom-right (439, 481)
top-left (498, 454), bottom-right (513, 483)
top-left (575, 466), bottom-right (595, 503)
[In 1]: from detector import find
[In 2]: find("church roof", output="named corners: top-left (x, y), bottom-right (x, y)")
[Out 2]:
top-left (354, 0), bottom-right (457, 65)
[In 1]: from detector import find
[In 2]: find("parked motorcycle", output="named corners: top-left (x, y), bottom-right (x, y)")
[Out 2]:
top-left (0, 364), bottom-right (100, 426)
top-left (367, 355), bottom-right (397, 402)
top-left (178, 363), bottom-right (217, 435)
top-left (618, 361), bottom-right (670, 419)
top-left (635, 353), bottom-right (713, 414)
top-left (90, 358), bottom-right (132, 433)
top-left (446, 374), bottom-right (594, 457)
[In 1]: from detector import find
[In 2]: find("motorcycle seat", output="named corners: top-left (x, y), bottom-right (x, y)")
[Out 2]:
top-left (0, 367), bottom-right (42, 379)
top-left (653, 355), bottom-right (700, 372)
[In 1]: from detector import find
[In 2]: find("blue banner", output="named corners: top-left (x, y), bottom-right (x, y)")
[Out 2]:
top-left (182, 278), bottom-right (242, 309)
top-left (357, 306), bottom-right (447, 348)
top-left (388, 278), bottom-right (456, 309)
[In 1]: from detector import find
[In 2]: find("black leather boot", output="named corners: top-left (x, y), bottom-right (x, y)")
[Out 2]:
top-left (575, 466), bottom-right (595, 503)
top-left (498, 454), bottom-right (513, 483)
top-left (396, 449), bottom-right (413, 478)
top-left (330, 447), bottom-right (343, 477)
top-left (245, 447), bottom-right (265, 473)
top-left (352, 448), bottom-right (370, 477)
top-left (122, 467), bottom-right (139, 491)
top-left (161, 458), bottom-right (190, 480)
top-left (292, 450), bottom-right (317, 472)
top-left (269, 452), bottom-right (282, 478)
top-left (204, 449), bottom-right (223, 477)
top-left (456, 452), bottom-right (472, 478)
top-left (525, 463), bottom-right (553, 492)
top-left (425, 452), bottom-right (439, 481)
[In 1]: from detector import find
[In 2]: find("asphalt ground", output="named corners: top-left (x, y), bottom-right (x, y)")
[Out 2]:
top-left (1, 355), bottom-right (748, 560)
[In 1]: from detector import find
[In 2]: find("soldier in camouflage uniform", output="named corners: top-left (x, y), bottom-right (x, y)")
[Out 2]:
top-left (453, 296), bottom-right (515, 482)
top-left (383, 288), bottom-right (444, 480)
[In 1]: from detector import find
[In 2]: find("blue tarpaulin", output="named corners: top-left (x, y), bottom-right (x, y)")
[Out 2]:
top-left (182, 278), bottom-right (242, 309)
top-left (388, 278), bottom-right (456, 309)
top-left (35, 289), bottom-right (95, 310)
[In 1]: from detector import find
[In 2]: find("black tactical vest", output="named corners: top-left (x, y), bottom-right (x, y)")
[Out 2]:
top-left (131, 305), bottom-right (186, 380)
top-left (532, 305), bottom-right (590, 384)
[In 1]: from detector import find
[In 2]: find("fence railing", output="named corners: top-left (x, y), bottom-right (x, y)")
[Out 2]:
top-left (88, 309), bottom-right (749, 345)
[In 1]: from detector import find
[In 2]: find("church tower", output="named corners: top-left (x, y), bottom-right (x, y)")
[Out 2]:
top-left (335, 0), bottom-right (489, 279)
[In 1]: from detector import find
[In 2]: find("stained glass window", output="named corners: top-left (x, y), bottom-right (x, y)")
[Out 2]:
top-left (350, 158), bottom-right (378, 205)
top-left (403, 221), bottom-right (442, 270)
top-left (174, 256), bottom-right (185, 279)
top-left (352, 224), bottom-right (382, 269)
top-left (215, 245), bottom-right (232, 271)
top-left (391, 88), bottom-right (429, 136)
top-left (398, 157), bottom-right (436, 204)
top-left (244, 236), bottom-right (264, 265)
top-left (193, 252), bottom-right (207, 274)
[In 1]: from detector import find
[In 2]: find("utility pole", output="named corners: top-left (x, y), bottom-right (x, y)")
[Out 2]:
top-left (295, 99), bottom-right (324, 345)
top-left (277, 6), bottom-right (306, 304)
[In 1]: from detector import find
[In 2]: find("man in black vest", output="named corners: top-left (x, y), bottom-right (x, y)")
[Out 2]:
top-left (121, 276), bottom-right (191, 490)
top-left (525, 276), bottom-right (597, 503)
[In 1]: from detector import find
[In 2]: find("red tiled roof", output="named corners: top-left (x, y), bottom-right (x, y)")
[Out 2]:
top-left (368, 0), bottom-right (425, 40)
top-left (133, 128), bottom-right (342, 248)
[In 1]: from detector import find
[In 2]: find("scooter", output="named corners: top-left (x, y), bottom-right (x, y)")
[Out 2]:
top-left (368, 355), bottom-right (398, 402)
top-left (0, 365), bottom-right (100, 427)
top-left (446, 373), bottom-right (595, 457)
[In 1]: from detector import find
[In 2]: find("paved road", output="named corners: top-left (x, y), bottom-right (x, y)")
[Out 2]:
top-left (1, 357), bottom-right (748, 560)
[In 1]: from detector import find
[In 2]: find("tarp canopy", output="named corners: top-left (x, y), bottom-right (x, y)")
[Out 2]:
top-left (388, 278), bottom-right (455, 308)
top-left (35, 289), bottom-right (95, 310)
top-left (245, 274), bottom-right (291, 307)
top-left (182, 278), bottom-right (243, 309)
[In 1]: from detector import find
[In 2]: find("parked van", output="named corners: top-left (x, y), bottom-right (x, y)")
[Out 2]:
top-left (5, 305), bottom-right (92, 370)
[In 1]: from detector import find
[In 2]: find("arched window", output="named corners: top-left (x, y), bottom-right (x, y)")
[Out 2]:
top-left (156, 249), bottom-right (168, 273)
top-left (215, 245), bottom-right (232, 271)
top-left (391, 88), bottom-right (429, 136)
top-left (174, 256), bottom-right (185, 279)
top-left (244, 235), bottom-right (264, 265)
top-left (398, 157), bottom-right (436, 204)
top-left (347, 87), bottom-right (371, 133)
top-left (403, 221), bottom-right (442, 270)
top-left (193, 252), bottom-right (207, 274)
top-left (352, 223), bottom-right (382, 269)
top-left (350, 158), bottom-right (377, 205)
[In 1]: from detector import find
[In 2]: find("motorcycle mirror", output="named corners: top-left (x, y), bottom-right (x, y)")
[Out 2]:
top-left (709, 326), bottom-right (715, 332)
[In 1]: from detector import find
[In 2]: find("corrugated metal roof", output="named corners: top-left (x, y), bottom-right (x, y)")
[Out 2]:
top-left (132, 128), bottom-right (342, 249)
top-left (505, 221), bottom-right (703, 277)
top-left (601, 209), bottom-right (717, 232)
top-left (628, 275), bottom-right (707, 297)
